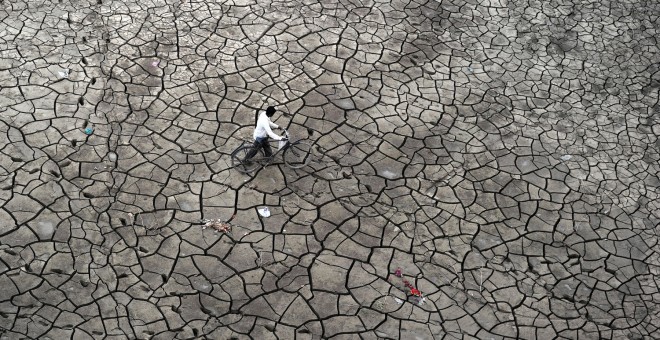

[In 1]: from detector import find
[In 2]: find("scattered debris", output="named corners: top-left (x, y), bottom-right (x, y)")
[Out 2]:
top-left (390, 267), bottom-right (424, 300)
top-left (202, 219), bottom-right (231, 233)
top-left (84, 127), bottom-right (93, 135)
top-left (560, 154), bottom-right (572, 161)
top-left (58, 69), bottom-right (69, 78)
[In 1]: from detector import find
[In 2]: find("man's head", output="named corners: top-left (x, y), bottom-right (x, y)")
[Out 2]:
top-left (266, 106), bottom-right (277, 117)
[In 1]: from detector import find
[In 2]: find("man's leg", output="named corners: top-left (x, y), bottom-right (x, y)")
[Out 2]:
top-left (245, 138), bottom-right (266, 160)
top-left (262, 138), bottom-right (273, 157)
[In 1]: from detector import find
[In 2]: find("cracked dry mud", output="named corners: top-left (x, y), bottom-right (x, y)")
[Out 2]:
top-left (1, 0), bottom-right (659, 339)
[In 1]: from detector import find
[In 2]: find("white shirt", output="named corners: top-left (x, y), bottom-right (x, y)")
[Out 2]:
top-left (253, 111), bottom-right (281, 140)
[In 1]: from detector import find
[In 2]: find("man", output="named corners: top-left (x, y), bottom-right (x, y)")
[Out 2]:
top-left (246, 106), bottom-right (285, 160)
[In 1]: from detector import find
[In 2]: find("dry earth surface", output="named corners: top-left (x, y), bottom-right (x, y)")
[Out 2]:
top-left (1, 0), bottom-right (659, 339)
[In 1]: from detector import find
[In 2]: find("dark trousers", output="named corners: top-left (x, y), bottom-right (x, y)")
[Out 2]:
top-left (246, 137), bottom-right (273, 159)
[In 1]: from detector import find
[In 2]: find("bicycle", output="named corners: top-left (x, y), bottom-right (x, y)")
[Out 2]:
top-left (231, 128), bottom-right (315, 174)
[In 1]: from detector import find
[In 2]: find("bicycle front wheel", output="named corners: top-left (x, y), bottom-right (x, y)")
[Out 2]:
top-left (231, 145), bottom-right (263, 173)
top-left (283, 141), bottom-right (314, 169)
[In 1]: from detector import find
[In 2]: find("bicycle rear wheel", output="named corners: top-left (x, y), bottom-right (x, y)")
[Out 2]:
top-left (231, 145), bottom-right (263, 173)
top-left (283, 141), bottom-right (314, 169)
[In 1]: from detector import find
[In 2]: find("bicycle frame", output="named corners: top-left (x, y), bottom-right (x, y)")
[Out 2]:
top-left (243, 129), bottom-right (293, 166)
top-left (231, 127), bottom-right (313, 174)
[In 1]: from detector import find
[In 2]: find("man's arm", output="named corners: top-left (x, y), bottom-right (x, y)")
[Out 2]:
top-left (263, 121), bottom-right (282, 140)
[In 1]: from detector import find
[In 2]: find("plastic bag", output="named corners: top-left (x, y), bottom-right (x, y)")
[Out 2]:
top-left (258, 207), bottom-right (270, 217)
